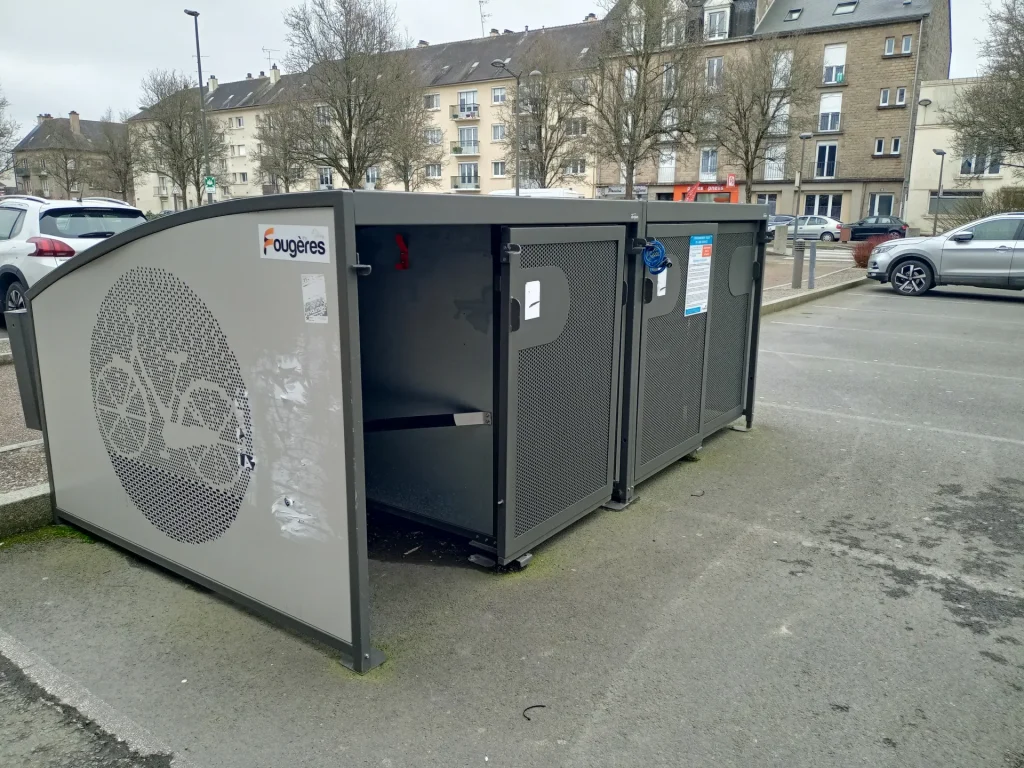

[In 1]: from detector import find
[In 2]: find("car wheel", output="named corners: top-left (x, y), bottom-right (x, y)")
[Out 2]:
top-left (4, 280), bottom-right (27, 313)
top-left (890, 259), bottom-right (932, 296)
top-left (820, 232), bottom-right (836, 242)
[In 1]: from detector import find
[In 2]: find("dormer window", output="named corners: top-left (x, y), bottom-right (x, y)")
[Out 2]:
top-left (785, 8), bottom-right (802, 21)
top-left (704, 0), bottom-right (732, 41)
top-left (834, 1), bottom-right (857, 14)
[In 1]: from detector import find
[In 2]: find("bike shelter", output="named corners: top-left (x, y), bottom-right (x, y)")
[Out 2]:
top-left (8, 191), bottom-right (765, 674)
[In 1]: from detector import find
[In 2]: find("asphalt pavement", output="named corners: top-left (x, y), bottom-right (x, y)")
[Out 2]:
top-left (0, 284), bottom-right (1021, 767)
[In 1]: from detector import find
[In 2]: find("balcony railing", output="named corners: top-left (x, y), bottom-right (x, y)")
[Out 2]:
top-left (814, 159), bottom-right (838, 179)
top-left (14, 166), bottom-right (30, 178)
top-left (817, 113), bottom-right (841, 132)
top-left (450, 140), bottom-right (480, 156)
top-left (154, 186), bottom-right (170, 197)
top-left (450, 103), bottom-right (480, 120)
top-left (699, 169), bottom-right (718, 182)
top-left (451, 175), bottom-right (481, 191)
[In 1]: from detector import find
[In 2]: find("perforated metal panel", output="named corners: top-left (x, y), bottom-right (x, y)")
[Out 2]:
top-left (637, 235), bottom-right (708, 472)
top-left (513, 239), bottom-right (619, 538)
top-left (89, 266), bottom-right (254, 544)
top-left (702, 232), bottom-right (753, 427)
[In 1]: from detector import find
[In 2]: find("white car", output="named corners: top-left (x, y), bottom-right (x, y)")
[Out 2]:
top-left (787, 215), bottom-right (844, 241)
top-left (0, 196), bottom-right (146, 312)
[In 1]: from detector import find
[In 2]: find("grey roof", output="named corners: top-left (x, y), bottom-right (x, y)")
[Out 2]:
top-left (13, 117), bottom-right (124, 153)
top-left (128, 71), bottom-right (309, 120)
top-left (756, 0), bottom-right (935, 36)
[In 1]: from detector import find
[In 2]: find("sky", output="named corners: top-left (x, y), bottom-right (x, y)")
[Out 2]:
top-left (0, 0), bottom-right (985, 138)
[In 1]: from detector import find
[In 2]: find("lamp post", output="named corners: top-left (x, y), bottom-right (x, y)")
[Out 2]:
top-left (185, 9), bottom-right (213, 205)
top-left (795, 131), bottom-right (814, 242)
top-left (932, 148), bottom-right (946, 236)
top-left (491, 61), bottom-right (541, 196)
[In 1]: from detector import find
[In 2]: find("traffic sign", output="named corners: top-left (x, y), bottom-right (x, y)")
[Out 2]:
top-left (204, 175), bottom-right (216, 191)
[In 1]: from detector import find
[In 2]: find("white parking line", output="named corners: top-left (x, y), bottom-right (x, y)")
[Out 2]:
top-left (768, 320), bottom-right (1007, 346)
top-left (0, 439), bottom-right (44, 454)
top-left (761, 349), bottom-right (1024, 383)
top-left (806, 304), bottom-right (1024, 326)
top-left (759, 402), bottom-right (1024, 448)
top-left (847, 292), bottom-right (1020, 307)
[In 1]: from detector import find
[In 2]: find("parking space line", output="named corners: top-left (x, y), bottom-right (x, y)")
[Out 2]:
top-left (768, 320), bottom-right (1006, 346)
top-left (806, 304), bottom-right (1024, 326)
top-left (0, 439), bottom-right (44, 454)
top-left (848, 292), bottom-right (1023, 308)
top-left (759, 402), bottom-right (1024, 448)
top-left (761, 349), bottom-right (1024, 383)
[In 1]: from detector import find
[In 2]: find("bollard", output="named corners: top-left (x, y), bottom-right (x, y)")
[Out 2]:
top-left (808, 240), bottom-right (817, 289)
top-left (791, 239), bottom-right (805, 289)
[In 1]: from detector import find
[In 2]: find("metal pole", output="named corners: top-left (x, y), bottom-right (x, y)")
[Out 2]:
top-left (795, 140), bottom-right (807, 243)
top-left (791, 240), bottom-right (805, 289)
top-left (515, 71), bottom-right (521, 197)
top-left (932, 153), bottom-right (945, 236)
top-left (188, 11), bottom-right (213, 206)
top-left (808, 240), bottom-right (816, 288)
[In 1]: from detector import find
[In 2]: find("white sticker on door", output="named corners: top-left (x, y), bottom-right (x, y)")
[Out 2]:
top-left (302, 274), bottom-right (328, 323)
top-left (657, 269), bottom-right (668, 297)
top-left (260, 224), bottom-right (331, 263)
top-left (524, 280), bottom-right (541, 320)
top-left (684, 235), bottom-right (713, 316)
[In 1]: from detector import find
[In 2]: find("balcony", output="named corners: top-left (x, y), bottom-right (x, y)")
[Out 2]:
top-left (154, 186), bottom-right (170, 198)
top-left (450, 140), bottom-right (480, 156)
top-left (817, 113), bottom-right (841, 133)
top-left (699, 169), bottom-right (718, 183)
top-left (814, 159), bottom-right (839, 179)
top-left (450, 103), bottom-right (480, 121)
top-left (14, 166), bottom-right (30, 178)
top-left (451, 175), bottom-right (481, 191)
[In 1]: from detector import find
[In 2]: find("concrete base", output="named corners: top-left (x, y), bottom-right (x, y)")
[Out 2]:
top-left (761, 277), bottom-right (870, 316)
top-left (0, 484), bottom-right (52, 538)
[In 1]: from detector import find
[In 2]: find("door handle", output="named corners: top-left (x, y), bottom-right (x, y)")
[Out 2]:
top-left (510, 298), bottom-right (521, 332)
top-left (643, 277), bottom-right (655, 304)
top-left (998, 245), bottom-right (1011, 250)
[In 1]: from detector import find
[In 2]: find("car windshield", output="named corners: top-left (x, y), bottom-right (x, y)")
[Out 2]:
top-left (39, 208), bottom-right (146, 239)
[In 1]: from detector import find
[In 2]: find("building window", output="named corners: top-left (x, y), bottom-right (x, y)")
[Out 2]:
top-left (70, 181), bottom-right (80, 192)
top-left (706, 57), bottom-right (724, 90)
top-left (960, 153), bottom-right (1002, 176)
top-left (458, 162), bottom-right (479, 183)
top-left (662, 15), bottom-right (683, 46)
top-left (318, 166), bottom-right (333, 190)
top-left (565, 118), bottom-right (587, 137)
top-left (315, 105), bottom-right (331, 125)
top-left (879, 88), bottom-right (890, 107)
top-left (823, 44), bottom-right (847, 84)
top-left (928, 189), bottom-right (982, 214)
top-left (773, 50), bottom-right (794, 89)
top-left (815, 142), bottom-right (838, 178)
top-left (757, 193), bottom-right (779, 214)
top-left (833, 1), bottom-right (857, 14)
top-left (457, 90), bottom-right (478, 109)
top-left (571, 77), bottom-right (589, 98)
top-left (784, 9), bottom-right (802, 21)
top-left (884, 37), bottom-right (895, 56)
top-left (769, 97), bottom-right (790, 135)
top-left (818, 93), bottom-right (842, 132)
top-left (896, 87), bottom-right (907, 105)
top-left (425, 128), bottom-right (442, 145)
top-left (234, 116), bottom-right (244, 128)
top-left (425, 163), bottom-right (442, 179)
top-left (662, 64), bottom-right (677, 94)
top-left (805, 193), bottom-right (843, 220)
top-left (763, 144), bottom-right (787, 181)
top-left (658, 150), bottom-right (676, 183)
top-left (874, 138), bottom-right (885, 155)
top-left (699, 147), bottom-right (718, 182)
top-left (424, 93), bottom-right (440, 110)
top-left (489, 124), bottom-right (505, 142)
top-left (492, 161), bottom-right (506, 177)
top-left (902, 35), bottom-right (913, 54)
top-left (624, 67), bottom-right (638, 97)
top-left (231, 173), bottom-right (238, 183)
top-left (41, 177), bottom-right (50, 195)
top-left (705, 9), bottom-right (729, 40)
top-left (366, 166), bottom-right (380, 185)
top-left (565, 158), bottom-right (587, 175)
top-left (492, 87), bottom-right (506, 104)
top-left (890, 137), bottom-right (901, 155)
top-left (869, 193), bottom-right (894, 216)
top-left (622, 19), bottom-right (643, 48)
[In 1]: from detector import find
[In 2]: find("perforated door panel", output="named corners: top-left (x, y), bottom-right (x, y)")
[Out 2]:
top-left (501, 226), bottom-right (626, 560)
top-left (633, 224), bottom-right (717, 484)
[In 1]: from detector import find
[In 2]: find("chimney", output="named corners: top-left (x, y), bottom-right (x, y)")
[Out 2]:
top-left (259, 70), bottom-right (265, 77)
top-left (37, 114), bottom-right (51, 125)
top-left (246, 72), bottom-right (253, 79)
top-left (270, 64), bottom-right (280, 85)
top-left (584, 12), bottom-right (597, 22)
top-left (503, 28), bottom-right (513, 34)
top-left (69, 111), bottom-right (80, 134)
top-left (208, 75), bottom-right (218, 93)
top-left (417, 39), bottom-right (429, 47)
top-left (490, 28), bottom-right (499, 37)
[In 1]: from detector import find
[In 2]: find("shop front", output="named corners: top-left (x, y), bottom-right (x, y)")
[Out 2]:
top-left (673, 174), bottom-right (740, 204)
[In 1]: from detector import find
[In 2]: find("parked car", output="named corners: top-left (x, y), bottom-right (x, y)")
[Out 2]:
top-left (866, 212), bottom-right (1024, 295)
top-left (846, 215), bottom-right (909, 241)
top-left (788, 215), bottom-right (844, 241)
top-left (0, 196), bottom-right (146, 312)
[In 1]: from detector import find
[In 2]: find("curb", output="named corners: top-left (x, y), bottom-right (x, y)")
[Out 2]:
top-left (761, 277), bottom-right (870, 316)
top-left (0, 483), bottom-right (52, 539)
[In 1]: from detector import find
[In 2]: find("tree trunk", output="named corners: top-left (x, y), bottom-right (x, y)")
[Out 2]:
top-left (743, 162), bottom-right (755, 204)
top-left (284, 178), bottom-right (291, 193)
top-left (624, 160), bottom-right (635, 199)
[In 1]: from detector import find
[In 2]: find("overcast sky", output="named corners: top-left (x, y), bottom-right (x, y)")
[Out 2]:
top-left (0, 0), bottom-right (984, 136)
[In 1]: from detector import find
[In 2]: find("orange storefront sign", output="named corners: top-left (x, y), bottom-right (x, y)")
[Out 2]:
top-left (673, 183), bottom-right (740, 203)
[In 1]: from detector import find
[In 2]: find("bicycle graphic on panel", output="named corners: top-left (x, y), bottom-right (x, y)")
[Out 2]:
top-left (93, 305), bottom-right (250, 491)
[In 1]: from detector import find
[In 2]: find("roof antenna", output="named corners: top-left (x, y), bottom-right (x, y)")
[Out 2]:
top-left (478, 0), bottom-right (490, 37)
top-left (262, 47), bottom-right (279, 72)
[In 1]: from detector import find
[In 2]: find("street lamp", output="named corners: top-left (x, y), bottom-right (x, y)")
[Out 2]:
top-left (932, 148), bottom-right (946, 236)
top-left (795, 131), bottom-right (814, 242)
top-left (492, 60), bottom-right (541, 197)
top-left (185, 9), bottom-right (213, 205)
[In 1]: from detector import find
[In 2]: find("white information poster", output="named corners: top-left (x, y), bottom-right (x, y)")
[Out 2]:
top-left (657, 270), bottom-right (668, 297)
top-left (524, 280), bottom-right (541, 320)
top-left (302, 274), bottom-right (328, 323)
top-left (684, 235), bottom-right (714, 316)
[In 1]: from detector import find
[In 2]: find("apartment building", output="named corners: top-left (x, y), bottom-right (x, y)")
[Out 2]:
top-left (11, 112), bottom-right (127, 200)
top-left (905, 78), bottom-right (1008, 233)
top-left (603, 0), bottom-right (951, 222)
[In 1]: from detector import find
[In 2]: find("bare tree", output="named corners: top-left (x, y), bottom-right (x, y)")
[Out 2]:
top-left (253, 95), bottom-right (311, 193)
top-left (36, 122), bottom-right (90, 199)
top-left (705, 37), bottom-right (816, 203)
top-left (938, 187), bottom-right (1024, 230)
top-left (0, 83), bottom-right (18, 176)
top-left (574, 0), bottom-right (710, 198)
top-left (92, 109), bottom-right (141, 203)
top-left (185, 114), bottom-right (227, 204)
top-left (285, 0), bottom-right (413, 188)
top-left (495, 37), bottom-right (590, 189)
top-left (136, 70), bottom-right (225, 208)
top-left (945, 0), bottom-right (1024, 175)
top-left (379, 92), bottom-right (446, 191)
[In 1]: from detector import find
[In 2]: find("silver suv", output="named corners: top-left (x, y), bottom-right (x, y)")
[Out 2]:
top-left (867, 212), bottom-right (1024, 295)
